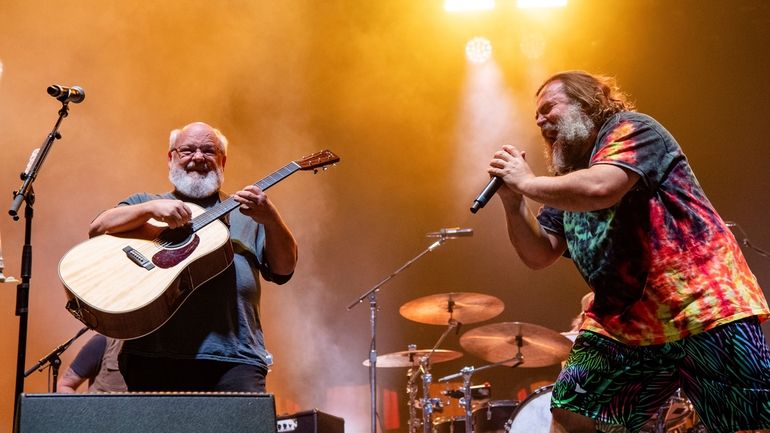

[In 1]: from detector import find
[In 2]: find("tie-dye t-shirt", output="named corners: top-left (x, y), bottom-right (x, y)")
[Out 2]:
top-left (537, 112), bottom-right (769, 345)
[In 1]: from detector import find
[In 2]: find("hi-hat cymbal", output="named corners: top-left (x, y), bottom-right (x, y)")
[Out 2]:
top-left (399, 292), bottom-right (504, 325)
top-left (362, 349), bottom-right (462, 368)
top-left (459, 322), bottom-right (572, 368)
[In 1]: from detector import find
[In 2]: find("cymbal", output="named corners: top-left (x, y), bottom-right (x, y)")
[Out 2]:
top-left (362, 349), bottom-right (462, 368)
top-left (459, 322), bottom-right (572, 368)
top-left (399, 292), bottom-right (504, 325)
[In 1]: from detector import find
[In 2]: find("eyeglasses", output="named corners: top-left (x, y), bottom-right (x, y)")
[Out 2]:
top-left (172, 146), bottom-right (222, 159)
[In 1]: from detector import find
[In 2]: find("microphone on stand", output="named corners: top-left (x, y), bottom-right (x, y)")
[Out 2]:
top-left (470, 177), bottom-right (502, 214)
top-left (426, 227), bottom-right (474, 238)
top-left (426, 227), bottom-right (473, 251)
top-left (47, 85), bottom-right (85, 104)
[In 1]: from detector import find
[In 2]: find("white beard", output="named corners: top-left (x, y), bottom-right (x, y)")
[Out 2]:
top-left (169, 164), bottom-right (223, 199)
top-left (544, 104), bottom-right (595, 175)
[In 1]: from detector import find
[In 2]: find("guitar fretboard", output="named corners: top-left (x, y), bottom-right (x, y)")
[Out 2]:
top-left (190, 162), bottom-right (301, 232)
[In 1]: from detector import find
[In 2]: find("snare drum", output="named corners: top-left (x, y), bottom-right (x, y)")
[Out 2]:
top-left (433, 416), bottom-right (465, 433)
top-left (473, 400), bottom-right (519, 433)
top-left (505, 385), bottom-right (553, 433)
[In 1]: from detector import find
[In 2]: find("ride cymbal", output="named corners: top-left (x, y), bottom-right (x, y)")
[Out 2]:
top-left (459, 322), bottom-right (572, 368)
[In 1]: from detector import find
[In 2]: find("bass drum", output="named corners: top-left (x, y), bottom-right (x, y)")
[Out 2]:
top-left (505, 385), bottom-right (553, 433)
top-left (507, 386), bottom-right (707, 433)
top-left (473, 400), bottom-right (519, 433)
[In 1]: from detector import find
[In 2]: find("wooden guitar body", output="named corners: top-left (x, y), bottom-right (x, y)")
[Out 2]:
top-left (60, 203), bottom-right (233, 339)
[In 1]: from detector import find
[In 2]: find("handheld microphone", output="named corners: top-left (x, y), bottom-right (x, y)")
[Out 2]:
top-left (470, 177), bottom-right (502, 214)
top-left (47, 85), bottom-right (85, 104)
top-left (426, 227), bottom-right (473, 238)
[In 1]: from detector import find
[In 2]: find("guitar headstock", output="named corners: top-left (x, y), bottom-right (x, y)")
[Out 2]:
top-left (295, 149), bottom-right (340, 171)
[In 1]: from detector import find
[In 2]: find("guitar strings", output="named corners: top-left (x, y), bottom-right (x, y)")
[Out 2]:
top-left (125, 162), bottom-right (303, 263)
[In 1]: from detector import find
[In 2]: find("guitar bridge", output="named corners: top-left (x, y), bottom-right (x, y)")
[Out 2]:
top-left (122, 246), bottom-right (155, 270)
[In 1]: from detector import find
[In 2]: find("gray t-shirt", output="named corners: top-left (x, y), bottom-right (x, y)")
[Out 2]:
top-left (119, 191), bottom-right (291, 369)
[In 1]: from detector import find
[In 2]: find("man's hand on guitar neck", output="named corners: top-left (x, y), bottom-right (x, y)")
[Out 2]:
top-left (233, 185), bottom-right (298, 276)
top-left (232, 185), bottom-right (280, 225)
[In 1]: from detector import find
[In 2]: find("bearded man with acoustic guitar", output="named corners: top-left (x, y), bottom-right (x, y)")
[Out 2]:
top-left (88, 121), bottom-right (298, 392)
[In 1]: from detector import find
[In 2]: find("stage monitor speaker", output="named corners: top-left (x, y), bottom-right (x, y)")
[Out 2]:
top-left (276, 409), bottom-right (344, 433)
top-left (15, 392), bottom-right (277, 433)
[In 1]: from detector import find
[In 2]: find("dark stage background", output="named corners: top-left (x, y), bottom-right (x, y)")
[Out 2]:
top-left (1, 1), bottom-right (768, 431)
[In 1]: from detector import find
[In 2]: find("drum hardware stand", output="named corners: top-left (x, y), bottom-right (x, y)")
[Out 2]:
top-left (406, 360), bottom-right (421, 433)
top-left (347, 230), bottom-right (463, 433)
top-left (404, 344), bottom-right (439, 433)
top-left (23, 327), bottom-right (89, 392)
top-left (440, 334), bottom-right (526, 382)
top-left (419, 356), bottom-right (437, 433)
top-left (8, 92), bottom-right (80, 429)
top-left (438, 351), bottom-right (524, 433)
top-left (418, 315), bottom-right (462, 433)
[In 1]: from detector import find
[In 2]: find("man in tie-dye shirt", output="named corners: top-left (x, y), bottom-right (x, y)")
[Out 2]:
top-left (487, 70), bottom-right (770, 433)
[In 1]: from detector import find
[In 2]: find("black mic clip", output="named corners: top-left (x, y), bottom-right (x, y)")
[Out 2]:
top-left (47, 85), bottom-right (86, 104)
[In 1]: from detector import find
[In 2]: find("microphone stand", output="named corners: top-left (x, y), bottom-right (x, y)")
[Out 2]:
top-left (24, 327), bottom-right (89, 392)
top-left (346, 233), bottom-right (453, 433)
top-left (8, 100), bottom-right (72, 426)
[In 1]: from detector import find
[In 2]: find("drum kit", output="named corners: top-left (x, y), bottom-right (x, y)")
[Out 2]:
top-left (363, 291), bottom-right (574, 433)
top-left (365, 292), bottom-right (705, 433)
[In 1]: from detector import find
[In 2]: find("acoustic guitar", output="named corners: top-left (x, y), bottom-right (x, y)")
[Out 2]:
top-left (59, 149), bottom-right (339, 339)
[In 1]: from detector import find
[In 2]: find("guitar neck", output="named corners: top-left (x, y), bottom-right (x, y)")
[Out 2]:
top-left (191, 161), bottom-right (301, 232)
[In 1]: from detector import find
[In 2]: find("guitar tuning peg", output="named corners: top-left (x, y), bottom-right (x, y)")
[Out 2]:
top-left (323, 166), bottom-right (328, 171)
top-left (313, 169), bottom-right (318, 174)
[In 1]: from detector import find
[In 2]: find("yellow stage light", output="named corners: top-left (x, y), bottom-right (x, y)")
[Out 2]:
top-left (444, 0), bottom-right (495, 12)
top-left (465, 37), bottom-right (493, 64)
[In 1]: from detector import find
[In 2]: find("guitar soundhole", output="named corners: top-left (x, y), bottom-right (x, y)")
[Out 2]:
top-left (158, 226), bottom-right (194, 248)
top-left (152, 227), bottom-right (200, 269)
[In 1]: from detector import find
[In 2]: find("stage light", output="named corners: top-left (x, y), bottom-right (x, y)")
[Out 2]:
top-left (465, 37), bottom-right (493, 64)
top-left (517, 0), bottom-right (567, 8)
top-left (444, 0), bottom-right (495, 12)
